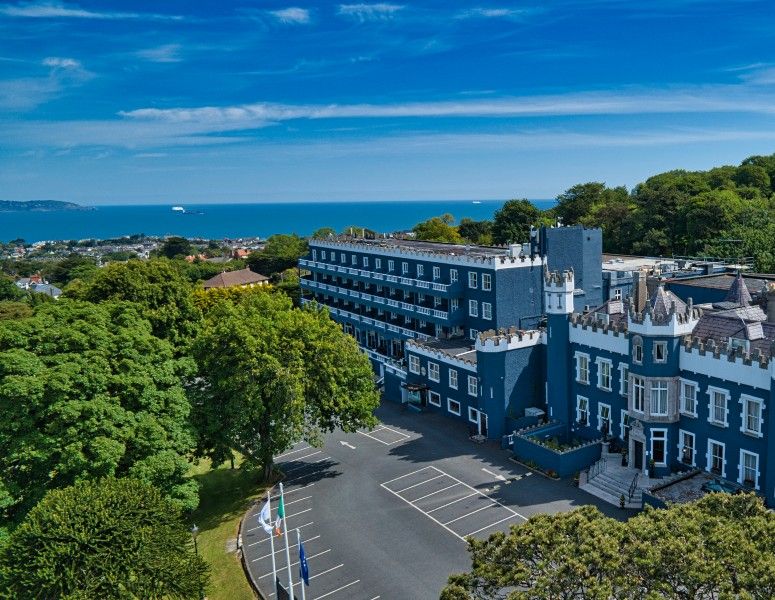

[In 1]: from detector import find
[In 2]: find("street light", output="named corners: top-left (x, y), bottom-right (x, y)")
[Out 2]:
top-left (191, 524), bottom-right (204, 600)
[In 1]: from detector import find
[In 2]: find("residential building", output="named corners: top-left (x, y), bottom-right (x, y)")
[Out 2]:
top-left (202, 267), bottom-right (269, 289)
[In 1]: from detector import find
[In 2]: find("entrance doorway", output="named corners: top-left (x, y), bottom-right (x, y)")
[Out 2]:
top-left (478, 412), bottom-right (488, 437)
top-left (633, 440), bottom-right (643, 470)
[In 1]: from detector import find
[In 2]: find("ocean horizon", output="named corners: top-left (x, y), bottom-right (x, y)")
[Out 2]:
top-left (0, 199), bottom-right (555, 244)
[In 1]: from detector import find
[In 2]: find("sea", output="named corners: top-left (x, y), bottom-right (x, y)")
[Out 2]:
top-left (0, 200), bottom-right (555, 243)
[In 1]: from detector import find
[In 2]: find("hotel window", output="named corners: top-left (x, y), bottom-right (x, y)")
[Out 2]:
top-left (708, 388), bottom-right (729, 427)
top-left (450, 269), bottom-right (458, 282)
top-left (598, 403), bottom-right (611, 433)
top-left (576, 396), bottom-right (589, 424)
top-left (468, 271), bottom-right (478, 289)
top-left (650, 381), bottom-right (668, 416)
top-left (428, 391), bottom-right (441, 407)
top-left (468, 406), bottom-right (479, 424)
top-left (321, 250), bottom-right (326, 260)
top-left (340, 253), bottom-right (346, 263)
top-left (402, 262), bottom-right (409, 274)
top-left (707, 439), bottom-right (725, 476)
top-left (433, 266), bottom-right (440, 280)
top-left (447, 398), bottom-right (461, 416)
top-left (651, 429), bottom-right (667, 465)
top-left (614, 288), bottom-right (622, 300)
top-left (434, 296), bottom-right (441, 307)
top-left (621, 410), bottom-right (631, 440)
top-left (417, 264), bottom-right (424, 278)
top-left (575, 353), bottom-right (590, 384)
top-left (312, 250), bottom-right (317, 261)
top-left (632, 337), bottom-right (643, 364)
top-left (679, 430), bottom-right (695, 465)
top-left (408, 355), bottom-right (420, 374)
top-left (448, 368), bottom-right (458, 389)
top-left (469, 329), bottom-right (478, 340)
top-left (619, 364), bottom-right (629, 396)
top-left (467, 375), bottom-right (478, 397)
top-left (597, 359), bottom-right (612, 391)
top-left (352, 254), bottom-right (357, 265)
top-left (428, 362), bottom-right (440, 382)
top-left (653, 341), bottom-right (667, 363)
top-left (680, 381), bottom-right (698, 416)
top-left (363, 256), bottom-right (369, 267)
top-left (469, 299), bottom-right (478, 317)
top-left (482, 273), bottom-right (492, 291)
top-left (632, 376), bottom-right (645, 412)
top-left (451, 298), bottom-right (459, 312)
top-left (419, 320), bottom-right (427, 328)
top-left (418, 293), bottom-right (425, 303)
top-left (482, 302), bottom-right (492, 320)
top-left (375, 258), bottom-right (381, 269)
top-left (739, 450), bottom-right (759, 488)
top-left (741, 395), bottom-right (764, 436)
top-left (388, 260), bottom-right (395, 272)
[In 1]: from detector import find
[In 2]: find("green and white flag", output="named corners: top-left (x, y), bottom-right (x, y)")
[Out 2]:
top-left (274, 495), bottom-right (284, 536)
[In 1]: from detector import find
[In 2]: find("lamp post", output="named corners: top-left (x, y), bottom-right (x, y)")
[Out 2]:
top-left (191, 524), bottom-right (204, 600)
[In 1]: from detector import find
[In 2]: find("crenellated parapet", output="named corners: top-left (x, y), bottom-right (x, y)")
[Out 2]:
top-left (544, 267), bottom-right (575, 315)
top-left (628, 296), bottom-right (701, 337)
top-left (405, 339), bottom-right (477, 370)
top-left (570, 313), bottom-right (629, 336)
top-left (476, 327), bottom-right (544, 352)
top-left (682, 336), bottom-right (771, 370)
top-left (544, 267), bottom-right (574, 289)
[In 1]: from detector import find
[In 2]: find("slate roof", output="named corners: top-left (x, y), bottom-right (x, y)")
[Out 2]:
top-left (578, 299), bottom-right (629, 328)
top-left (691, 312), bottom-right (775, 359)
top-left (649, 285), bottom-right (687, 323)
top-left (203, 268), bottom-right (269, 289)
top-left (723, 272), bottom-right (752, 306)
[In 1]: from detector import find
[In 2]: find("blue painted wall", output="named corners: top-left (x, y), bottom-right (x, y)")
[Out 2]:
top-left (542, 226), bottom-right (604, 310)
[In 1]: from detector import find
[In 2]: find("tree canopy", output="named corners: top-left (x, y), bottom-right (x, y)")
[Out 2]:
top-left (159, 236), bottom-right (195, 259)
top-left (413, 214), bottom-right (464, 244)
top-left (0, 278), bottom-right (22, 302)
top-left (247, 234), bottom-right (308, 277)
top-left (492, 199), bottom-right (540, 245)
top-left (0, 300), bottom-right (198, 522)
top-left (0, 478), bottom-right (209, 599)
top-left (192, 290), bottom-right (379, 477)
top-left (441, 492), bottom-right (775, 600)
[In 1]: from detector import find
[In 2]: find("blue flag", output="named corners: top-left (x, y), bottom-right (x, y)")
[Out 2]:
top-left (299, 540), bottom-right (310, 586)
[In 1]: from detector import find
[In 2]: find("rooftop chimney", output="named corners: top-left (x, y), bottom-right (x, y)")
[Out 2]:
top-left (767, 283), bottom-right (775, 324)
top-left (634, 271), bottom-right (647, 313)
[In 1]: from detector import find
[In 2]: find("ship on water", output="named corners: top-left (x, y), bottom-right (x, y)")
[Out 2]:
top-left (171, 206), bottom-right (185, 212)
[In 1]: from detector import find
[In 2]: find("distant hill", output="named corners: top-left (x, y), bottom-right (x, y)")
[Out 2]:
top-left (0, 200), bottom-right (93, 212)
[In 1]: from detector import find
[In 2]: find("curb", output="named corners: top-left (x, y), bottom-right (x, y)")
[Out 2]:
top-left (508, 456), bottom-right (561, 480)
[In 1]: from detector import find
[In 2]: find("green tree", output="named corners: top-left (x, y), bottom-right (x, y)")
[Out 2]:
top-left (0, 478), bottom-right (209, 599)
top-left (458, 218), bottom-right (493, 245)
top-left (311, 227), bottom-right (337, 240)
top-left (192, 291), bottom-right (378, 478)
top-left (413, 214), bottom-right (464, 243)
top-left (0, 301), bottom-right (32, 320)
top-left (0, 300), bottom-right (198, 522)
top-left (159, 236), bottom-right (195, 259)
top-left (492, 199), bottom-right (540, 245)
top-left (42, 253), bottom-right (98, 286)
top-left (0, 278), bottom-right (22, 302)
top-left (554, 182), bottom-right (608, 225)
top-left (247, 234), bottom-right (308, 276)
top-left (442, 493), bottom-right (775, 600)
top-left (78, 259), bottom-right (201, 349)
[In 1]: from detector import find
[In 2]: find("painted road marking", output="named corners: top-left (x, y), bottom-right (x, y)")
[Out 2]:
top-left (312, 579), bottom-right (360, 599)
top-left (283, 456), bottom-right (326, 474)
top-left (339, 441), bottom-right (356, 449)
top-left (246, 521), bottom-right (314, 542)
top-left (275, 445), bottom-right (312, 460)
top-left (284, 495), bottom-right (312, 507)
top-left (258, 549), bottom-right (332, 579)
top-left (443, 504), bottom-right (494, 525)
top-left (413, 483), bottom-right (461, 502)
top-left (394, 474), bottom-right (445, 494)
top-left (357, 424), bottom-right (411, 446)
top-left (308, 563), bottom-right (344, 581)
top-left (253, 535), bottom-right (321, 561)
top-left (465, 514), bottom-right (519, 537)
top-left (270, 484), bottom-right (315, 501)
top-left (482, 468), bottom-right (507, 482)
top-left (426, 492), bottom-right (479, 514)
top-left (381, 466), bottom-right (433, 485)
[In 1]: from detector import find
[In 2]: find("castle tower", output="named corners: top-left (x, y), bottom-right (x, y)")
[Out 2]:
top-left (544, 268), bottom-right (575, 427)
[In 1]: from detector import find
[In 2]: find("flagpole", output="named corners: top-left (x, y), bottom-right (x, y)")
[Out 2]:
top-left (267, 491), bottom-right (278, 597)
top-left (296, 528), bottom-right (307, 600)
top-left (280, 483), bottom-right (294, 598)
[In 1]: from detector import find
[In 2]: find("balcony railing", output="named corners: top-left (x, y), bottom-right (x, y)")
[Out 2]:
top-left (301, 258), bottom-right (457, 293)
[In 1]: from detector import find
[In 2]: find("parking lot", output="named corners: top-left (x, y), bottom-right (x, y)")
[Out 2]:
top-left (241, 402), bottom-right (626, 599)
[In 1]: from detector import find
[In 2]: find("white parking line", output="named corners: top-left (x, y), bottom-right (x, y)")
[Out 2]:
top-left (282, 453), bottom-right (324, 473)
top-left (285, 467), bottom-right (329, 485)
top-left (254, 535), bottom-right (321, 561)
top-left (258, 549), bottom-right (331, 579)
top-left (381, 425), bottom-right (410, 439)
top-left (465, 514), bottom-right (520, 537)
top-left (275, 446), bottom-right (312, 460)
top-left (357, 429), bottom-right (391, 445)
top-left (270, 484), bottom-right (315, 501)
top-left (284, 495), bottom-right (312, 507)
top-left (309, 564), bottom-right (343, 581)
top-left (285, 507), bottom-right (313, 520)
top-left (426, 492), bottom-right (479, 514)
top-left (413, 483), bottom-right (460, 502)
top-left (443, 504), bottom-right (493, 525)
top-left (312, 579), bottom-right (360, 599)
top-left (380, 483), bottom-right (466, 542)
top-left (247, 521), bottom-right (313, 542)
top-left (381, 466), bottom-right (433, 485)
top-left (394, 474), bottom-right (445, 494)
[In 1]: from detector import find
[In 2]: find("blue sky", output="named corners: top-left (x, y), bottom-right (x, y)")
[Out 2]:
top-left (1, 0), bottom-right (774, 204)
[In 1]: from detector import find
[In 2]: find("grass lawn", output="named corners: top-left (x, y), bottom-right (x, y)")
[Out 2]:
top-left (189, 459), bottom-right (267, 600)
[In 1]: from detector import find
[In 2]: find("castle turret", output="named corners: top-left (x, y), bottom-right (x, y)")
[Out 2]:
top-left (544, 268), bottom-right (575, 428)
top-left (544, 267), bottom-right (575, 315)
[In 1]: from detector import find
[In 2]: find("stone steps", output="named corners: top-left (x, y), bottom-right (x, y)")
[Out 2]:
top-left (580, 455), bottom-right (645, 509)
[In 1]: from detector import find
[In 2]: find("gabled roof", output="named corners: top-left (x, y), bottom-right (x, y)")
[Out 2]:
top-left (203, 268), bottom-right (269, 289)
top-left (723, 272), bottom-right (752, 307)
top-left (649, 285), bottom-right (686, 323)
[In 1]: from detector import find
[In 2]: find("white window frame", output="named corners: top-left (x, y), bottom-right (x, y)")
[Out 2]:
top-left (312, 249), bottom-right (317, 261)
top-left (408, 355), bottom-right (420, 374)
top-left (450, 269), bottom-right (458, 282)
top-left (448, 368), bottom-right (458, 390)
top-left (574, 352), bottom-right (590, 385)
top-left (632, 337), bottom-right (643, 364)
top-left (402, 262), bottom-right (409, 274)
top-left (678, 429), bottom-right (696, 466)
top-left (597, 402), bottom-right (611, 433)
top-left (619, 363), bottom-right (629, 396)
top-left (614, 288), bottom-right (622, 300)
top-left (434, 296), bottom-right (441, 307)
top-left (351, 254), bottom-right (357, 265)
top-left (620, 409), bottom-right (631, 440)
top-left (468, 271), bottom-right (478, 289)
top-left (482, 273), bottom-right (492, 291)
top-left (451, 298), bottom-right (459, 312)
top-left (468, 299), bottom-right (478, 317)
top-left (428, 362), bottom-right (440, 382)
top-left (433, 266), bottom-right (440, 280)
top-left (469, 329), bottom-right (478, 341)
top-left (576, 395), bottom-right (589, 425)
top-left (596, 358), bottom-right (612, 391)
top-left (707, 439), bottom-right (726, 477)
top-left (740, 394), bottom-right (764, 437)
top-left (679, 379), bottom-right (698, 417)
top-left (417, 264), bottom-right (424, 277)
top-left (632, 376), bottom-right (645, 413)
top-left (650, 428), bottom-right (668, 466)
top-left (447, 397), bottom-right (461, 416)
top-left (707, 386), bottom-right (730, 427)
top-left (739, 449), bottom-right (760, 489)
top-left (650, 380), bottom-right (668, 416)
top-left (321, 250), bottom-right (326, 260)
top-left (363, 256), bottom-right (369, 267)
top-left (388, 259), bottom-right (395, 272)
top-left (428, 391), bottom-right (441, 407)
top-left (468, 406), bottom-right (479, 424)
top-left (482, 302), bottom-right (492, 320)
top-left (653, 340), bottom-right (668, 363)
top-left (467, 375), bottom-right (478, 397)
top-left (375, 258), bottom-right (381, 269)
top-left (340, 252), bottom-right (346, 263)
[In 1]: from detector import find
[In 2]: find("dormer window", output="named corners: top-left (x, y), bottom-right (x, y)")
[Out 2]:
top-left (653, 341), bottom-right (667, 363)
top-left (730, 338), bottom-right (750, 353)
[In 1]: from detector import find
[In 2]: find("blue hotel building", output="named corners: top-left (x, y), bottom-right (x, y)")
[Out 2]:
top-left (300, 229), bottom-right (775, 507)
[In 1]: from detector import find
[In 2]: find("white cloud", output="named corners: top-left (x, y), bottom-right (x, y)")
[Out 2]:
top-left (135, 44), bottom-right (183, 64)
top-left (269, 7), bottom-right (310, 24)
top-left (0, 56), bottom-right (91, 109)
top-left (458, 8), bottom-right (527, 19)
top-left (740, 67), bottom-right (775, 86)
top-left (0, 2), bottom-right (182, 20)
top-left (337, 3), bottom-right (404, 21)
top-left (42, 56), bottom-right (81, 69)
